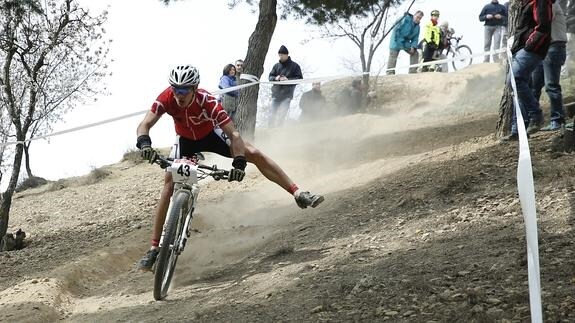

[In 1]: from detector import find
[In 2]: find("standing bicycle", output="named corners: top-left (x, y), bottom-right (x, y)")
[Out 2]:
top-left (443, 34), bottom-right (473, 71)
top-left (135, 65), bottom-right (325, 297)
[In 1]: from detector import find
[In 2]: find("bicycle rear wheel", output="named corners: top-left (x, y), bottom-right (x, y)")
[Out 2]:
top-left (153, 190), bottom-right (190, 300)
top-left (451, 45), bottom-right (473, 71)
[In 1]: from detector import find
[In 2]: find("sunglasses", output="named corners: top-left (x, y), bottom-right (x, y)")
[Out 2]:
top-left (172, 86), bottom-right (194, 95)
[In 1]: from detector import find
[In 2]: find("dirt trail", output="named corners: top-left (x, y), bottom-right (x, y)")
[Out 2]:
top-left (2, 63), bottom-right (574, 322)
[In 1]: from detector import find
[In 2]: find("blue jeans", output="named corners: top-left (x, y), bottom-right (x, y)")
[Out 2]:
top-left (531, 42), bottom-right (567, 123)
top-left (509, 49), bottom-right (544, 134)
top-left (270, 97), bottom-right (292, 127)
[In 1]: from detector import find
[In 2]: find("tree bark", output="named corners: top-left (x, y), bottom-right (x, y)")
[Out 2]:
top-left (235, 0), bottom-right (278, 140)
top-left (496, 86), bottom-right (515, 137)
top-left (24, 142), bottom-right (33, 178)
top-left (0, 142), bottom-right (24, 251)
top-left (496, 0), bottom-right (519, 137)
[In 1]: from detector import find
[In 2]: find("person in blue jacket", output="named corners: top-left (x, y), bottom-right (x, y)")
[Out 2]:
top-left (218, 63), bottom-right (240, 122)
top-left (387, 10), bottom-right (424, 74)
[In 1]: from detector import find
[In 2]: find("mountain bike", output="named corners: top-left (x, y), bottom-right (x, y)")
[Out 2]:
top-left (152, 153), bottom-right (229, 300)
top-left (443, 35), bottom-right (473, 71)
top-left (417, 34), bottom-right (473, 73)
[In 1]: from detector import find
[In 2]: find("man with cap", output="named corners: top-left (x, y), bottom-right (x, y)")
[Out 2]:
top-left (268, 45), bottom-right (303, 127)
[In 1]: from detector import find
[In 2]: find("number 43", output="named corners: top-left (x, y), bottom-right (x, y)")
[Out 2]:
top-left (177, 164), bottom-right (191, 177)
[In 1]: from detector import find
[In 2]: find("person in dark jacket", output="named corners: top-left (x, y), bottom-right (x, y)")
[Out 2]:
top-left (268, 45), bottom-right (303, 127)
top-left (479, 0), bottom-right (508, 63)
top-left (565, 0), bottom-right (574, 73)
top-left (502, 0), bottom-right (553, 142)
top-left (531, 1), bottom-right (568, 131)
top-left (501, 1), bottom-right (511, 55)
top-left (387, 10), bottom-right (424, 75)
top-left (298, 82), bottom-right (326, 122)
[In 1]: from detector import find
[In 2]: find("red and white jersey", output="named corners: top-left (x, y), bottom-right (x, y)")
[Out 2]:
top-left (150, 88), bottom-right (231, 140)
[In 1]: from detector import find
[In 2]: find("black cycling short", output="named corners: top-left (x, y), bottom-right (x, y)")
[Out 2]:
top-left (169, 128), bottom-right (232, 159)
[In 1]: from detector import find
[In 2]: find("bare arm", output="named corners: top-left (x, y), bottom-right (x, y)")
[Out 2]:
top-left (137, 111), bottom-right (162, 137)
top-left (220, 121), bottom-right (246, 158)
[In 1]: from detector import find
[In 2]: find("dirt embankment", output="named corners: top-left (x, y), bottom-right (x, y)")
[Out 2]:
top-left (2, 63), bottom-right (575, 322)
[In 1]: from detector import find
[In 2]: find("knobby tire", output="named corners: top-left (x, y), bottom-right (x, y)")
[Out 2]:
top-left (153, 191), bottom-right (190, 300)
top-left (451, 45), bottom-right (473, 71)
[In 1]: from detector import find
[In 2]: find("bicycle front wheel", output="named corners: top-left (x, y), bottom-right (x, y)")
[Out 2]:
top-left (153, 190), bottom-right (190, 300)
top-left (451, 45), bottom-right (473, 71)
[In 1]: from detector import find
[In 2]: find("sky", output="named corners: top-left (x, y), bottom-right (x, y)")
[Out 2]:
top-left (1, 0), bottom-right (491, 189)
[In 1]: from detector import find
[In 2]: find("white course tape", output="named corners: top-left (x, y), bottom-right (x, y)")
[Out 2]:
top-left (386, 48), bottom-right (506, 73)
top-left (0, 110), bottom-right (147, 147)
top-left (506, 46), bottom-right (543, 323)
top-left (0, 47), bottom-right (505, 147)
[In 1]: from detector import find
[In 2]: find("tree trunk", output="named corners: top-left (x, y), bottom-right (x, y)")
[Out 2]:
top-left (24, 142), bottom-right (33, 178)
top-left (496, 86), bottom-right (515, 137)
top-left (235, 0), bottom-right (278, 140)
top-left (496, 0), bottom-right (519, 137)
top-left (0, 142), bottom-right (24, 251)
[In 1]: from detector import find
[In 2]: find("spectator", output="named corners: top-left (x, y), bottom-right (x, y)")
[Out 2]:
top-left (566, 0), bottom-right (575, 74)
top-left (339, 78), bottom-right (364, 115)
top-left (437, 21), bottom-right (455, 72)
top-left (268, 45), bottom-right (303, 127)
top-left (421, 10), bottom-right (441, 72)
top-left (235, 59), bottom-right (244, 83)
top-left (387, 10), bottom-right (424, 75)
top-left (218, 63), bottom-right (239, 122)
top-left (479, 0), bottom-right (508, 63)
top-left (531, 0), bottom-right (568, 131)
top-left (501, 0), bottom-right (553, 142)
top-left (501, 1), bottom-right (511, 54)
top-left (298, 82), bottom-right (326, 122)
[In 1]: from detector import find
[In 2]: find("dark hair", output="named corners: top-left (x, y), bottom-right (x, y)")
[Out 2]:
top-left (223, 63), bottom-right (235, 76)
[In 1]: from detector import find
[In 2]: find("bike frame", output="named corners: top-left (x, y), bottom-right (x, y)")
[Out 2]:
top-left (160, 182), bottom-right (200, 254)
top-left (152, 155), bottom-right (229, 300)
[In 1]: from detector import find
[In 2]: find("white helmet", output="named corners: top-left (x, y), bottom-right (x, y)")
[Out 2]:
top-left (169, 65), bottom-right (200, 87)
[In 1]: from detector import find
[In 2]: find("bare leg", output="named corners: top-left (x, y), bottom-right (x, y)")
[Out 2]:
top-left (151, 173), bottom-right (174, 246)
top-left (243, 142), bottom-right (295, 192)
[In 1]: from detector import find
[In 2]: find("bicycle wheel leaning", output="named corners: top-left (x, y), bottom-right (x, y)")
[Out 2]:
top-left (451, 45), bottom-right (473, 71)
top-left (153, 190), bottom-right (190, 300)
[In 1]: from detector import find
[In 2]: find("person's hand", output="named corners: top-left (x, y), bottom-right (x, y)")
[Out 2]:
top-left (279, 75), bottom-right (288, 81)
top-left (495, 14), bottom-right (502, 19)
top-left (229, 155), bottom-right (247, 182)
top-left (141, 146), bottom-right (158, 164)
top-left (228, 168), bottom-right (245, 182)
top-left (486, 14), bottom-right (493, 19)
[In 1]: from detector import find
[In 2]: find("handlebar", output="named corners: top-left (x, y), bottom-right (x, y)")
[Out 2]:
top-left (153, 155), bottom-right (230, 181)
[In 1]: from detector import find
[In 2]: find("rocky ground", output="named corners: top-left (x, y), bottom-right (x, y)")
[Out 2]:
top-left (1, 64), bottom-right (575, 322)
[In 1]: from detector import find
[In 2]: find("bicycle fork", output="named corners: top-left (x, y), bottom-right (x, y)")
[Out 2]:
top-left (178, 208), bottom-right (194, 252)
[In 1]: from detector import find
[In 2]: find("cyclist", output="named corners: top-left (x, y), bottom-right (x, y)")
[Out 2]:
top-left (421, 9), bottom-right (442, 72)
top-left (135, 64), bottom-right (324, 270)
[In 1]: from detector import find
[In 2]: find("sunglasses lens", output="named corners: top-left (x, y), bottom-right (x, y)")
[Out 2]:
top-left (173, 86), bottom-right (192, 95)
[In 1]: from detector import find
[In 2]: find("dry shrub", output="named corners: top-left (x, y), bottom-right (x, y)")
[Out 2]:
top-left (46, 179), bottom-right (68, 192)
top-left (15, 176), bottom-right (48, 192)
top-left (81, 167), bottom-right (111, 185)
top-left (122, 148), bottom-right (144, 164)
